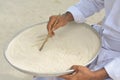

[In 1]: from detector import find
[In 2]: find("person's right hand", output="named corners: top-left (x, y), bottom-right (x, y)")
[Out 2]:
top-left (47, 12), bottom-right (74, 37)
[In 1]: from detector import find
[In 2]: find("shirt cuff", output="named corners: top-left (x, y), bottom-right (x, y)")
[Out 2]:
top-left (92, 24), bottom-right (103, 36)
top-left (104, 58), bottom-right (120, 80)
top-left (66, 6), bottom-right (86, 23)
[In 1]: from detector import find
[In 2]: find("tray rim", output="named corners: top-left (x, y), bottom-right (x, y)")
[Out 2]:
top-left (4, 22), bottom-right (102, 77)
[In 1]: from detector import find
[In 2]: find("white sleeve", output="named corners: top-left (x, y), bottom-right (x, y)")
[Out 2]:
top-left (104, 57), bottom-right (120, 80)
top-left (105, 0), bottom-right (120, 32)
top-left (67, 0), bottom-right (104, 23)
top-left (92, 24), bottom-right (104, 36)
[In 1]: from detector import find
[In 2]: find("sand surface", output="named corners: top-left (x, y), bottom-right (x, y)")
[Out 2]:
top-left (0, 0), bottom-right (104, 80)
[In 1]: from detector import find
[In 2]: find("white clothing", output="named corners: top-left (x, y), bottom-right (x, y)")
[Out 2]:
top-left (34, 0), bottom-right (120, 80)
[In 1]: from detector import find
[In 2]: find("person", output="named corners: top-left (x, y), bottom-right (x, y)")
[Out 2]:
top-left (34, 0), bottom-right (120, 80)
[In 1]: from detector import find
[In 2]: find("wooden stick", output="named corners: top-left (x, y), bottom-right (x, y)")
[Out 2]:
top-left (39, 35), bottom-right (50, 51)
top-left (39, 14), bottom-right (61, 51)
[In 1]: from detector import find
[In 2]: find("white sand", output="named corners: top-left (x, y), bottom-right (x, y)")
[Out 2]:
top-left (0, 0), bottom-right (104, 80)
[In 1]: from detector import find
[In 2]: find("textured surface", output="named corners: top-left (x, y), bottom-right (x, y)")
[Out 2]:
top-left (5, 23), bottom-right (100, 76)
top-left (0, 0), bottom-right (104, 80)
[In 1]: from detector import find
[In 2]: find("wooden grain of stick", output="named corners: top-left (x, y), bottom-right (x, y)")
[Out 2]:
top-left (39, 34), bottom-right (50, 51)
top-left (39, 14), bottom-right (61, 51)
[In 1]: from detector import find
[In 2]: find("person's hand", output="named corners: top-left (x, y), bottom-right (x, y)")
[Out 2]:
top-left (60, 65), bottom-right (108, 80)
top-left (60, 65), bottom-right (95, 80)
top-left (47, 12), bottom-right (74, 37)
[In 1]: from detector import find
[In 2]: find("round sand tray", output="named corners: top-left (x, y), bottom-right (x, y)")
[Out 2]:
top-left (5, 22), bottom-right (101, 77)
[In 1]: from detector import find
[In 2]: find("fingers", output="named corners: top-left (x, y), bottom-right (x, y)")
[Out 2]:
top-left (47, 14), bottom-right (68, 37)
top-left (52, 22), bottom-right (62, 31)
top-left (71, 65), bottom-right (87, 72)
top-left (60, 66), bottom-right (79, 79)
top-left (59, 74), bottom-right (73, 80)
top-left (71, 65), bottom-right (80, 72)
top-left (47, 15), bottom-right (57, 37)
top-left (60, 65), bottom-right (91, 80)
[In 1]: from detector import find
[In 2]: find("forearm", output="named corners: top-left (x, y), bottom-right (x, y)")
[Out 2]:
top-left (66, 0), bottom-right (104, 23)
top-left (93, 68), bottom-right (109, 80)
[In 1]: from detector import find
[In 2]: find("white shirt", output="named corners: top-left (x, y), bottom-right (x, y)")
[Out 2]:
top-left (34, 0), bottom-right (120, 80)
top-left (67, 0), bottom-right (120, 80)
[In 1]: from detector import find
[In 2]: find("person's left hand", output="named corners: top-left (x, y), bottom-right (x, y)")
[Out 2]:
top-left (60, 65), bottom-right (95, 80)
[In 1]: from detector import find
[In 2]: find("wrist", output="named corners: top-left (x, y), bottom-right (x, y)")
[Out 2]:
top-left (63, 12), bottom-right (74, 22)
top-left (93, 68), bottom-right (109, 80)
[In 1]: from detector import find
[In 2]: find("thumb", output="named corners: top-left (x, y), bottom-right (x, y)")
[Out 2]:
top-left (48, 31), bottom-right (55, 37)
top-left (71, 65), bottom-right (80, 72)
